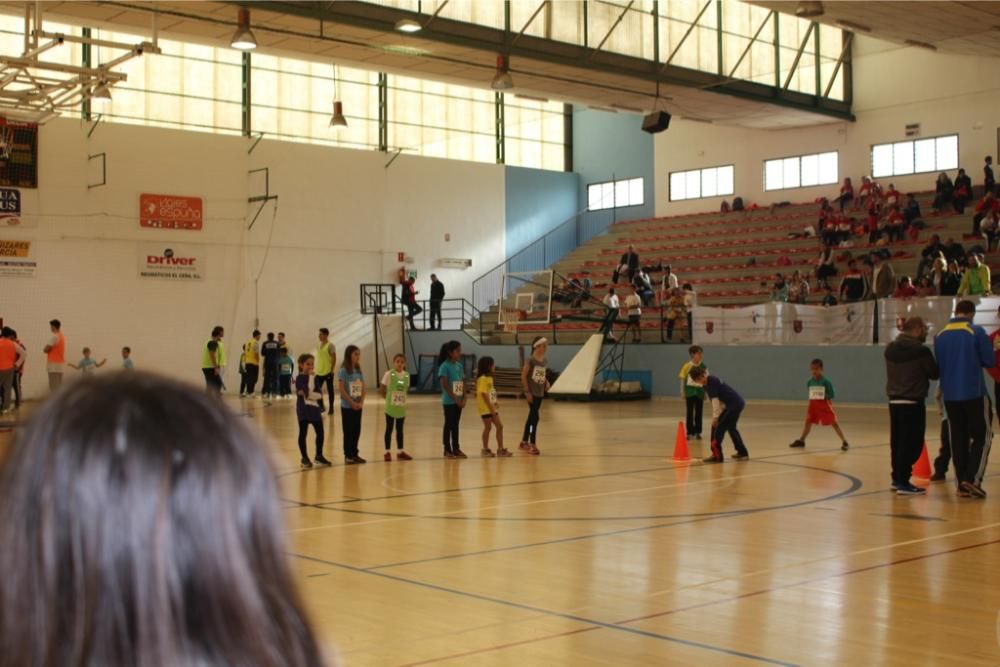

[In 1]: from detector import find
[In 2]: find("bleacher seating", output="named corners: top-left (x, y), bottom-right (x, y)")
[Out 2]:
top-left (469, 192), bottom-right (993, 345)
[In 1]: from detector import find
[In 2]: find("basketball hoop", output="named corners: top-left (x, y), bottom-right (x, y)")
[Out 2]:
top-left (0, 125), bottom-right (14, 162)
top-left (499, 306), bottom-right (521, 334)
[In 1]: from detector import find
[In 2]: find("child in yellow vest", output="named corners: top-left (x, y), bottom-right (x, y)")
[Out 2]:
top-left (477, 356), bottom-right (512, 457)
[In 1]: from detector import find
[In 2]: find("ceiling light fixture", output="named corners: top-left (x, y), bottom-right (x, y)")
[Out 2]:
top-left (329, 64), bottom-right (347, 130)
top-left (329, 100), bottom-right (347, 128)
top-left (795, 1), bottom-right (825, 18)
top-left (491, 54), bottom-right (513, 91)
top-left (230, 7), bottom-right (258, 51)
top-left (515, 93), bottom-right (549, 103)
top-left (91, 80), bottom-right (112, 104)
top-left (394, 18), bottom-right (422, 33)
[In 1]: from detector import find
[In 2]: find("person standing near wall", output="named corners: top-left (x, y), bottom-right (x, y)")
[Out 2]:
top-left (0, 327), bottom-right (25, 415)
top-left (314, 328), bottom-right (337, 416)
top-left (241, 330), bottom-right (261, 397)
top-left (42, 319), bottom-right (66, 393)
top-left (429, 274), bottom-right (445, 331)
top-left (261, 332), bottom-right (281, 399)
top-left (934, 300), bottom-right (994, 499)
top-left (201, 326), bottom-right (225, 394)
top-left (884, 317), bottom-right (939, 495)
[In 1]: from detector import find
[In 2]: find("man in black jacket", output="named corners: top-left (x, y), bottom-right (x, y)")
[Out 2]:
top-left (612, 244), bottom-right (640, 284)
top-left (429, 274), bottom-right (445, 330)
top-left (884, 317), bottom-right (939, 495)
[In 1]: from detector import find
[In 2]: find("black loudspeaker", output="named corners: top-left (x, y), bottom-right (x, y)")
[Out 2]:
top-left (641, 111), bottom-right (671, 134)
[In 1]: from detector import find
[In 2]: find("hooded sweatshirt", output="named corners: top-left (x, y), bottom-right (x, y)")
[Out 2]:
top-left (884, 333), bottom-right (939, 401)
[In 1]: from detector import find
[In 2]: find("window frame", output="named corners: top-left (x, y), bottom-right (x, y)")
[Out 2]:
top-left (762, 150), bottom-right (839, 192)
top-left (668, 164), bottom-right (735, 202)
top-left (869, 134), bottom-right (959, 179)
top-left (587, 176), bottom-right (645, 211)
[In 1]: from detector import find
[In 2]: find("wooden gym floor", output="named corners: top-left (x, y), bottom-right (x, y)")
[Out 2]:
top-left (4, 395), bottom-right (1000, 666)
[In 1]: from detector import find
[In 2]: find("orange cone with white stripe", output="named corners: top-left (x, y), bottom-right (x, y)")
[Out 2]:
top-left (672, 421), bottom-right (692, 462)
top-left (912, 442), bottom-right (932, 480)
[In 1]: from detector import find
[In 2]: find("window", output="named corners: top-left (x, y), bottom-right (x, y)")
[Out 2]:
top-left (669, 165), bottom-right (734, 201)
top-left (587, 177), bottom-right (644, 211)
top-left (763, 151), bottom-right (838, 191)
top-left (871, 135), bottom-right (958, 178)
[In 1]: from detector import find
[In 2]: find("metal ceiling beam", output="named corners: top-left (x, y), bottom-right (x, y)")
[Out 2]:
top-left (590, 0), bottom-right (635, 59)
top-left (512, 1), bottom-right (548, 47)
top-left (822, 31), bottom-right (852, 99)
top-left (132, 0), bottom-right (853, 122)
top-left (663, 0), bottom-right (713, 69)
top-left (782, 21), bottom-right (815, 90)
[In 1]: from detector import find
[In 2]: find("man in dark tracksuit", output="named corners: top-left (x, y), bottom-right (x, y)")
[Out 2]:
top-left (689, 366), bottom-right (749, 463)
top-left (429, 274), bottom-right (445, 331)
top-left (884, 317), bottom-right (939, 495)
top-left (934, 300), bottom-right (995, 499)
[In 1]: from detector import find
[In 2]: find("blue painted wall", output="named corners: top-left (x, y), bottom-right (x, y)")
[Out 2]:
top-left (573, 107), bottom-right (656, 241)
top-left (407, 331), bottom-right (898, 404)
top-left (504, 165), bottom-right (579, 259)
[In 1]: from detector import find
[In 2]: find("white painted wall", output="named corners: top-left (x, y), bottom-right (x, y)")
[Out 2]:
top-left (0, 118), bottom-right (505, 399)
top-left (655, 36), bottom-right (1000, 215)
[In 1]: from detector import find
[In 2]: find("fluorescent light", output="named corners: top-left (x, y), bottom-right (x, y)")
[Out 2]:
top-left (904, 39), bottom-right (937, 51)
top-left (230, 8), bottom-right (257, 51)
top-left (91, 81), bottom-right (112, 104)
top-left (395, 18), bottom-right (422, 33)
top-left (329, 100), bottom-right (347, 129)
top-left (491, 54), bottom-right (513, 91)
top-left (515, 93), bottom-right (549, 103)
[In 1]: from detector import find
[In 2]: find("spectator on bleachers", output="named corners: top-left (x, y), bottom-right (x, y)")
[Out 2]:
top-left (816, 244), bottom-right (837, 288)
top-left (839, 259), bottom-right (868, 303)
top-left (682, 283), bottom-right (696, 334)
top-left (662, 264), bottom-right (679, 292)
top-left (663, 288), bottom-right (685, 342)
top-left (603, 287), bottom-right (619, 311)
top-left (821, 285), bottom-right (838, 307)
top-left (856, 176), bottom-right (874, 210)
top-left (958, 253), bottom-right (991, 296)
top-left (732, 196), bottom-right (745, 212)
top-left (940, 260), bottom-right (962, 296)
top-left (985, 156), bottom-right (995, 195)
top-left (884, 183), bottom-right (902, 208)
top-left (872, 253), bottom-right (896, 299)
top-left (569, 273), bottom-right (591, 308)
top-left (954, 168), bottom-right (973, 214)
top-left (771, 274), bottom-right (789, 302)
top-left (982, 213), bottom-right (1000, 252)
top-left (720, 199), bottom-right (731, 215)
top-left (893, 276), bottom-right (917, 299)
top-left (632, 269), bottom-right (655, 307)
top-left (788, 270), bottom-right (810, 304)
top-left (885, 204), bottom-right (906, 243)
top-left (932, 172), bottom-right (955, 212)
top-left (943, 238), bottom-right (966, 267)
top-left (903, 193), bottom-right (922, 226)
top-left (613, 244), bottom-right (640, 284)
top-left (972, 190), bottom-right (999, 237)
top-left (915, 276), bottom-right (937, 297)
top-left (834, 177), bottom-right (854, 212)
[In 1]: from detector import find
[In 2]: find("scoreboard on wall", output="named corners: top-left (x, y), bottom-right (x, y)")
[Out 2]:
top-left (0, 117), bottom-right (38, 189)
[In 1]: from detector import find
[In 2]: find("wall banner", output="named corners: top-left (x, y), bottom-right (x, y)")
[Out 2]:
top-left (0, 238), bottom-right (36, 277)
top-left (139, 193), bottom-right (203, 230)
top-left (137, 243), bottom-right (205, 281)
top-left (694, 301), bottom-right (876, 345)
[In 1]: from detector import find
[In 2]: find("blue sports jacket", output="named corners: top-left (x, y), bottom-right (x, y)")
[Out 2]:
top-left (933, 317), bottom-right (995, 401)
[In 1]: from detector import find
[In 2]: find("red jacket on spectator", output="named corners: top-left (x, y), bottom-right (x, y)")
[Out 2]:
top-left (887, 209), bottom-right (904, 226)
top-left (893, 284), bottom-right (917, 299)
top-left (976, 197), bottom-right (999, 216)
top-left (989, 329), bottom-right (1000, 383)
top-left (840, 183), bottom-right (854, 197)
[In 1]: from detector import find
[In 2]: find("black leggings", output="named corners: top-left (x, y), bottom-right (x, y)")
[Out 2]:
top-left (298, 419), bottom-right (325, 460)
top-left (315, 374), bottom-right (334, 414)
top-left (522, 396), bottom-right (544, 444)
top-left (202, 368), bottom-right (222, 394)
top-left (685, 396), bottom-right (703, 437)
top-left (385, 415), bottom-right (405, 450)
top-left (442, 404), bottom-right (462, 453)
top-left (341, 408), bottom-right (363, 458)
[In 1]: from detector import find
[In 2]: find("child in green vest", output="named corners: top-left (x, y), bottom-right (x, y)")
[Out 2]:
top-left (380, 353), bottom-right (412, 461)
top-left (278, 346), bottom-right (294, 400)
top-left (678, 345), bottom-right (706, 439)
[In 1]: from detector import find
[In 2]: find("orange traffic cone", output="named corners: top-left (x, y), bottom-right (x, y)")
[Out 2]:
top-left (672, 421), bottom-right (692, 462)
top-left (912, 442), bottom-right (932, 480)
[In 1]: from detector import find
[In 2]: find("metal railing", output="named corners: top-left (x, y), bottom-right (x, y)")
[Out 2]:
top-left (471, 206), bottom-right (617, 313)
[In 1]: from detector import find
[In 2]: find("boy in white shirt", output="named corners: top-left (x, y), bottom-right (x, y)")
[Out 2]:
top-left (623, 287), bottom-right (642, 343)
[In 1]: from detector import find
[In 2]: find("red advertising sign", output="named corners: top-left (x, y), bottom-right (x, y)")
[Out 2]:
top-left (139, 193), bottom-right (203, 230)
